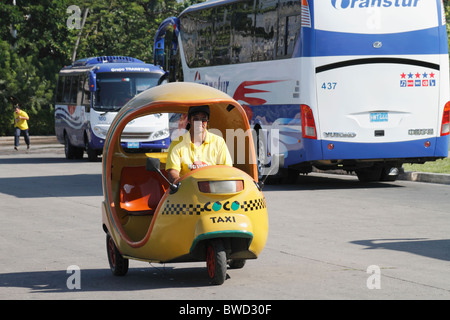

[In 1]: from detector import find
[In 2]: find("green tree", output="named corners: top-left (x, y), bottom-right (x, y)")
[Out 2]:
top-left (0, 0), bottom-right (78, 135)
top-left (0, 0), bottom-right (192, 136)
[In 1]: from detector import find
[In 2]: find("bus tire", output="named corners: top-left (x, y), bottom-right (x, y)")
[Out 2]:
top-left (380, 167), bottom-right (400, 181)
top-left (64, 134), bottom-right (76, 159)
top-left (256, 129), bottom-right (267, 181)
top-left (355, 167), bottom-right (382, 182)
top-left (206, 239), bottom-right (227, 285)
top-left (86, 145), bottom-right (98, 162)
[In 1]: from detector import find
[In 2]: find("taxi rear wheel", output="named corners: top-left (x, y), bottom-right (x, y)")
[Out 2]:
top-left (206, 239), bottom-right (227, 285)
top-left (106, 234), bottom-right (129, 276)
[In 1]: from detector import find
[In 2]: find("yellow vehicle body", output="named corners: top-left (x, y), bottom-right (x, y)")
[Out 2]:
top-left (101, 82), bottom-right (268, 283)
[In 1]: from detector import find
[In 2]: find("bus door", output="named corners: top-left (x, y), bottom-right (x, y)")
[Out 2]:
top-left (313, 0), bottom-right (444, 160)
top-left (153, 17), bottom-right (181, 82)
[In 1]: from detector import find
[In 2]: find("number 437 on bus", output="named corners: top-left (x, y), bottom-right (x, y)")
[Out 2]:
top-left (321, 82), bottom-right (337, 90)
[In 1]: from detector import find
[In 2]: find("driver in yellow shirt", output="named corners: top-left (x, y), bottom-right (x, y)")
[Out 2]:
top-left (166, 105), bottom-right (233, 183)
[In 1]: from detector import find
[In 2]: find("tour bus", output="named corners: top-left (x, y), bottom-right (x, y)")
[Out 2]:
top-left (55, 56), bottom-right (170, 161)
top-left (154, 0), bottom-right (450, 182)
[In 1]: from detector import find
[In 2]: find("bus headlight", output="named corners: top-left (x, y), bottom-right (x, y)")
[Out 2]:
top-left (150, 128), bottom-right (169, 141)
top-left (93, 126), bottom-right (108, 139)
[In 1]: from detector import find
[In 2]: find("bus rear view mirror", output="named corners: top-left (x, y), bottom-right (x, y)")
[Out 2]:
top-left (89, 70), bottom-right (97, 92)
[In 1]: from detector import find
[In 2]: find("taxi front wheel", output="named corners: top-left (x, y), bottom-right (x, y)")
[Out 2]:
top-left (206, 239), bottom-right (227, 285)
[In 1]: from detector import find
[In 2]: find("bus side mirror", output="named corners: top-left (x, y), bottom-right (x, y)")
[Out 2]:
top-left (154, 39), bottom-right (164, 67)
top-left (89, 71), bottom-right (97, 92)
top-left (158, 71), bottom-right (169, 85)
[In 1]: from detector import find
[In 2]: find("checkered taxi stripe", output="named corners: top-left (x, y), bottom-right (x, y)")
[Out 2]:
top-left (240, 198), bottom-right (266, 212)
top-left (161, 198), bottom-right (266, 215)
top-left (161, 203), bottom-right (204, 215)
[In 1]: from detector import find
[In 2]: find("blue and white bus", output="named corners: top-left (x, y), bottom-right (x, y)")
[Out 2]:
top-left (154, 0), bottom-right (450, 182)
top-left (55, 56), bottom-right (170, 161)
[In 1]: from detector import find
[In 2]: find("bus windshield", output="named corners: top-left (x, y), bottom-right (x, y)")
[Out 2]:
top-left (94, 73), bottom-right (161, 111)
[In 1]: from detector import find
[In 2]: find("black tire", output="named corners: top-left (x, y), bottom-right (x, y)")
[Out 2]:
top-left (206, 239), bottom-right (227, 285)
top-left (355, 167), bottom-right (382, 182)
top-left (256, 129), bottom-right (267, 181)
top-left (86, 143), bottom-right (98, 162)
top-left (64, 134), bottom-right (76, 159)
top-left (379, 167), bottom-right (400, 181)
top-left (106, 234), bottom-right (129, 276)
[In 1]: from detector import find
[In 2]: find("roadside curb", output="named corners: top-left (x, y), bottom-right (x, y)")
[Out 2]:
top-left (0, 135), bottom-right (57, 146)
top-left (398, 171), bottom-right (450, 185)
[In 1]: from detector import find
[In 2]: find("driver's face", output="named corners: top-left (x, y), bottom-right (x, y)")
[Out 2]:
top-left (189, 112), bottom-right (208, 135)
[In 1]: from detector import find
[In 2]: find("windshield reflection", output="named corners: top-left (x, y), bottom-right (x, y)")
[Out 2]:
top-left (94, 73), bottom-right (160, 111)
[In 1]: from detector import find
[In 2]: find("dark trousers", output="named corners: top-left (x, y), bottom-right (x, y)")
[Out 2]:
top-left (14, 127), bottom-right (30, 147)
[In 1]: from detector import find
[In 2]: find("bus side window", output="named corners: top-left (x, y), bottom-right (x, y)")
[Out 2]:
top-left (70, 75), bottom-right (78, 104)
top-left (82, 75), bottom-right (91, 111)
top-left (277, 0), bottom-right (301, 58)
top-left (76, 76), bottom-right (84, 106)
top-left (63, 76), bottom-right (71, 103)
top-left (255, 0), bottom-right (277, 61)
top-left (56, 76), bottom-right (65, 103)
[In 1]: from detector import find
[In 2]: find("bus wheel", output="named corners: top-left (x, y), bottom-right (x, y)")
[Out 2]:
top-left (355, 167), bottom-right (382, 182)
top-left (64, 134), bottom-right (76, 159)
top-left (206, 239), bottom-right (227, 285)
top-left (256, 129), bottom-right (267, 180)
top-left (380, 167), bottom-right (400, 181)
top-left (106, 234), bottom-right (129, 276)
top-left (86, 144), bottom-right (98, 162)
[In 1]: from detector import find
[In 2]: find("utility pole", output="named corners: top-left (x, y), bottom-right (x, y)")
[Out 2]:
top-left (72, 8), bottom-right (89, 63)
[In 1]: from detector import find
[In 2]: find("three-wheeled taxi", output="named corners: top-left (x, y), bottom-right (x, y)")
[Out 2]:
top-left (101, 82), bottom-right (268, 284)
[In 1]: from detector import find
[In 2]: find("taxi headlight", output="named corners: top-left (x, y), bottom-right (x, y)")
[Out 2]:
top-left (198, 180), bottom-right (244, 194)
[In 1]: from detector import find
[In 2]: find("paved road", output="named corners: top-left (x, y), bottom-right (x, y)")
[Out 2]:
top-left (1, 145), bottom-right (450, 301)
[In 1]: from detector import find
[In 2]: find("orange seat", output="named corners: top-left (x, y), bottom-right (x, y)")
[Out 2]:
top-left (119, 166), bottom-right (167, 215)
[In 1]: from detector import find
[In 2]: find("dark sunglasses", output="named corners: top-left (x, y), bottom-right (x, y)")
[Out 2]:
top-left (192, 117), bottom-right (208, 122)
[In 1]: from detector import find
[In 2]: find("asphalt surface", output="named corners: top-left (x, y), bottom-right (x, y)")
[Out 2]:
top-left (1, 135), bottom-right (449, 185)
top-left (1, 149), bottom-right (450, 300)
top-left (1, 136), bottom-right (450, 301)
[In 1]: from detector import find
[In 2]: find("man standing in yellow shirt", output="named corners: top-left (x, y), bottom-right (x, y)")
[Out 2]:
top-left (166, 105), bottom-right (233, 183)
top-left (14, 105), bottom-right (30, 151)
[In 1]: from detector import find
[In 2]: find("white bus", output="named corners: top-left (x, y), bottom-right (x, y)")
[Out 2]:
top-left (154, 0), bottom-right (450, 182)
top-left (55, 56), bottom-right (170, 161)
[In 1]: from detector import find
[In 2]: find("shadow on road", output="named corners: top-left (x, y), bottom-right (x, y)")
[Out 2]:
top-left (262, 173), bottom-right (404, 191)
top-left (0, 174), bottom-right (102, 198)
top-left (351, 238), bottom-right (450, 262)
top-left (0, 266), bottom-right (216, 294)
top-left (0, 157), bottom-right (96, 165)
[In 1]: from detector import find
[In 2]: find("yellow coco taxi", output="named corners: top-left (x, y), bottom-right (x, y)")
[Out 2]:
top-left (101, 82), bottom-right (268, 285)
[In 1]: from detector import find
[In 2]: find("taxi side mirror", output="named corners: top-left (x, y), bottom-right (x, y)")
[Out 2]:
top-left (146, 157), bottom-right (179, 194)
top-left (146, 157), bottom-right (160, 172)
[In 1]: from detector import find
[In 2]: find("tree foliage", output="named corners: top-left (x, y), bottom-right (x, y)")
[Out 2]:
top-left (0, 0), bottom-right (196, 135)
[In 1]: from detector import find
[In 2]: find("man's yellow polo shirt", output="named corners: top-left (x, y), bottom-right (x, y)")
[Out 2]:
top-left (14, 110), bottom-right (29, 130)
top-left (165, 130), bottom-right (233, 177)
